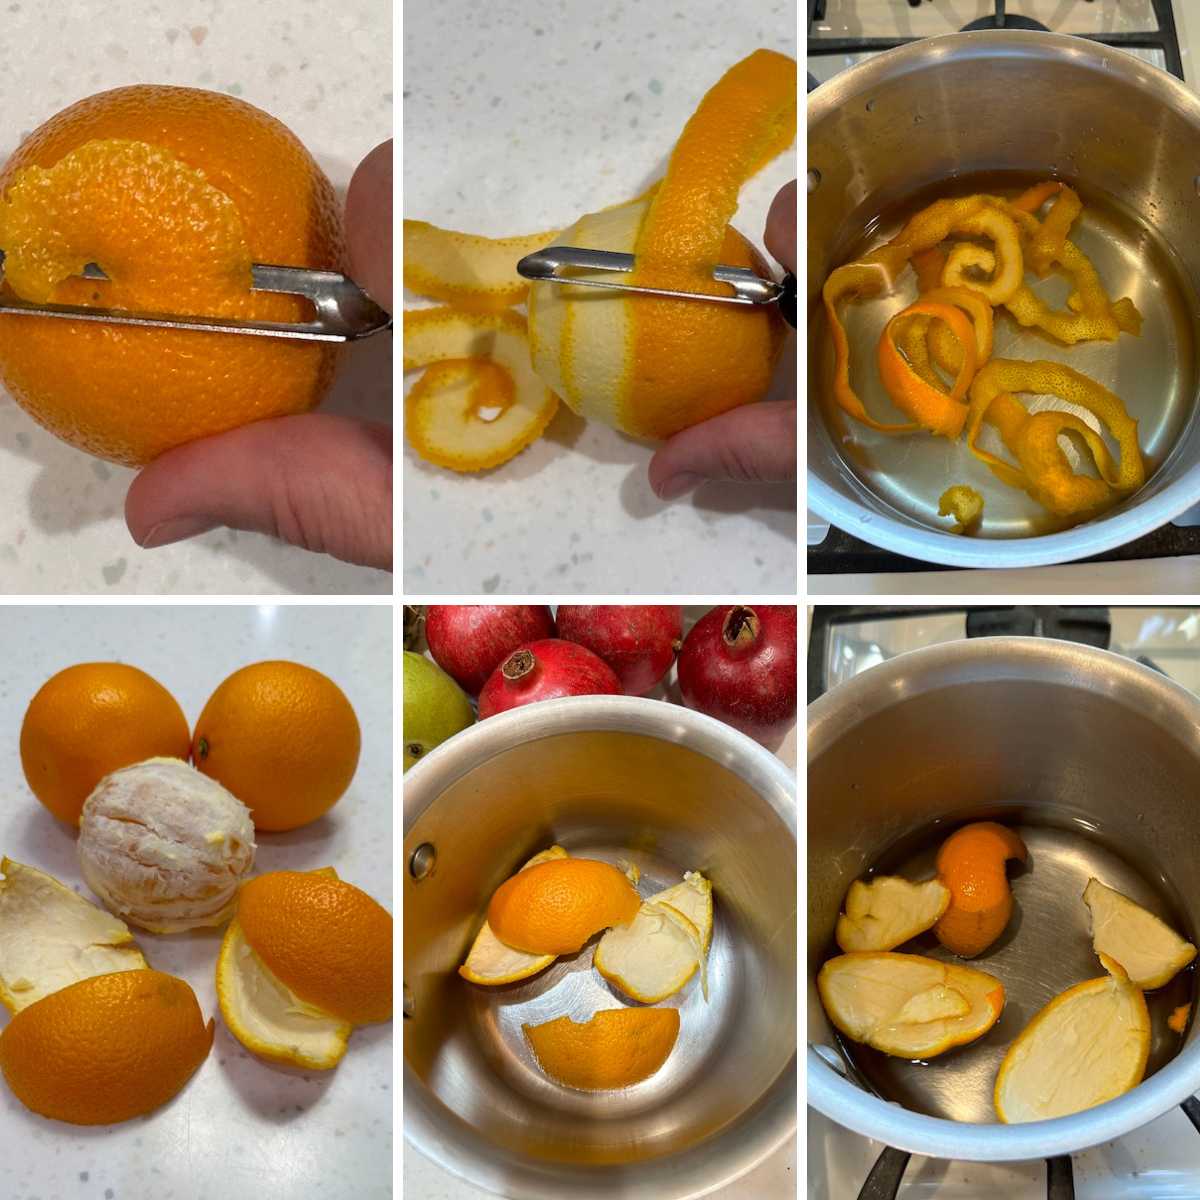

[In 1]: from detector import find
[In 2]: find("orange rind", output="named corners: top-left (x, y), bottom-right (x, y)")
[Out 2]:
top-left (818, 951), bottom-right (1004, 1059)
top-left (523, 1007), bottom-right (680, 1091)
top-left (835, 875), bottom-right (950, 954)
top-left (1082, 877), bottom-right (1196, 990)
top-left (404, 306), bottom-right (558, 472)
top-left (994, 957), bottom-right (1150, 1123)
top-left (486, 857), bottom-right (640, 956)
top-left (459, 846), bottom-right (569, 986)
top-left (934, 822), bottom-right (1027, 959)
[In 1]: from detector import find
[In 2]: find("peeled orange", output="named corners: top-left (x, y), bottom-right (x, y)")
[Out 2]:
top-left (0, 969), bottom-right (213, 1125)
top-left (0, 84), bottom-right (344, 466)
top-left (19, 662), bottom-right (191, 826)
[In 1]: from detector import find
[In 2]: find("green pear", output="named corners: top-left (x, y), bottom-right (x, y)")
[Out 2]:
top-left (404, 651), bottom-right (474, 772)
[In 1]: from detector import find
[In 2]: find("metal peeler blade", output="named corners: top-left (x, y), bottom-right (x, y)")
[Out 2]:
top-left (0, 251), bottom-right (392, 343)
top-left (517, 245), bottom-right (795, 327)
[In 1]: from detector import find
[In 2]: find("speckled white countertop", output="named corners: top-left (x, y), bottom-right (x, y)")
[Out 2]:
top-left (404, 604), bottom-right (796, 1199)
top-left (0, 605), bottom-right (392, 1199)
top-left (403, 0), bottom-right (797, 595)
top-left (0, 1), bottom-right (392, 595)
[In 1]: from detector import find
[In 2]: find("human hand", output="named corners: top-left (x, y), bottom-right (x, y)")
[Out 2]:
top-left (647, 179), bottom-right (796, 501)
top-left (124, 139), bottom-right (394, 570)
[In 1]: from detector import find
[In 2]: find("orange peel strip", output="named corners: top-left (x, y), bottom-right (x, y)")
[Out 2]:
top-left (404, 307), bottom-right (558, 472)
top-left (632, 48), bottom-right (796, 294)
top-left (938, 484), bottom-right (984, 535)
top-left (877, 299), bottom-right (977, 439)
top-left (402, 221), bottom-right (560, 312)
top-left (0, 138), bottom-right (252, 308)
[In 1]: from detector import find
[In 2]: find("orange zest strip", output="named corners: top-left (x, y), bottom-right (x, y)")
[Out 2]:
top-left (403, 306), bottom-right (558, 472)
top-left (877, 300), bottom-right (977, 439)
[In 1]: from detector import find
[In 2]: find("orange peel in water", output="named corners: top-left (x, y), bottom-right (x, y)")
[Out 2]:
top-left (935, 822), bottom-right (1027, 959)
top-left (403, 307), bottom-right (558, 472)
top-left (0, 84), bottom-right (344, 467)
top-left (403, 49), bottom-right (795, 470)
top-left (523, 1007), bottom-right (680, 1091)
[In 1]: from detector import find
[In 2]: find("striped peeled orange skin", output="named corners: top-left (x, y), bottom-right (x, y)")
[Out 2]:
top-left (0, 969), bottom-right (213, 1125)
top-left (0, 84), bottom-right (344, 466)
top-left (236, 870), bottom-right (392, 1025)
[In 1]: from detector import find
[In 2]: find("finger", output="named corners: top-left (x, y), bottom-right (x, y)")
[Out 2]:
top-left (345, 139), bottom-right (393, 311)
top-left (764, 179), bottom-right (797, 274)
top-left (648, 400), bottom-right (796, 500)
top-left (125, 413), bottom-right (393, 570)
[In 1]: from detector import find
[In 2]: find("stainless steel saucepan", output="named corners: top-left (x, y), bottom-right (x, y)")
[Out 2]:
top-left (405, 695), bottom-right (796, 1199)
top-left (808, 31), bottom-right (1200, 567)
top-left (808, 637), bottom-right (1200, 1197)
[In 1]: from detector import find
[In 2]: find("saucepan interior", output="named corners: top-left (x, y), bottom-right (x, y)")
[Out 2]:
top-left (807, 638), bottom-right (1200, 1161)
top-left (808, 31), bottom-right (1200, 567)
top-left (404, 696), bottom-right (795, 1199)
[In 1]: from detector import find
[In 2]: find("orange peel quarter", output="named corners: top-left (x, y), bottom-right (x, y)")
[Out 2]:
top-left (404, 306), bottom-right (558, 472)
top-left (818, 952), bottom-right (1004, 1059)
top-left (485, 857), bottom-right (641, 956)
top-left (523, 1007), bottom-right (680, 1091)
top-left (0, 138), bottom-right (252, 309)
top-left (402, 220), bottom-right (560, 312)
top-left (934, 822), bottom-right (1027, 959)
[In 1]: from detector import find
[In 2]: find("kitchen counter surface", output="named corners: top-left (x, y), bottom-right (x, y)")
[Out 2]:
top-left (403, 0), bottom-right (797, 595)
top-left (0, 0), bottom-right (392, 595)
top-left (0, 604), bottom-right (392, 1199)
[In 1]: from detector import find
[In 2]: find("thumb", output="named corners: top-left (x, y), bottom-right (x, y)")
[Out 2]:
top-left (125, 413), bottom-right (393, 569)
top-left (648, 400), bottom-right (796, 500)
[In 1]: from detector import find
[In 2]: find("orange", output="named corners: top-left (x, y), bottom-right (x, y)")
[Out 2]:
top-left (523, 1008), bottom-right (680, 1091)
top-left (0, 84), bottom-right (344, 466)
top-left (20, 662), bottom-right (191, 826)
top-left (236, 870), bottom-right (392, 1025)
top-left (0, 969), bottom-right (213, 1125)
top-left (192, 660), bottom-right (361, 832)
top-left (486, 857), bottom-right (641, 956)
top-left (934, 822), bottom-right (1028, 958)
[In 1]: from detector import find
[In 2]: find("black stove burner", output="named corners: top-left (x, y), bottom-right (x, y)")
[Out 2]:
top-left (960, 15), bottom-right (1050, 34)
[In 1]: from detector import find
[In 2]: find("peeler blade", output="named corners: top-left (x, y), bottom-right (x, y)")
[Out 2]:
top-left (0, 252), bottom-right (392, 343)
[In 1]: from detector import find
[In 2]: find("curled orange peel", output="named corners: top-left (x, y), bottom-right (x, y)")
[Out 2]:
top-left (403, 307), bottom-right (557, 472)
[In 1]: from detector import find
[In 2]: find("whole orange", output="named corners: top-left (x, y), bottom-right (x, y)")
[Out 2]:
top-left (0, 84), bottom-right (345, 466)
top-left (192, 660), bottom-right (361, 832)
top-left (20, 662), bottom-right (191, 826)
top-left (237, 870), bottom-right (392, 1024)
top-left (0, 969), bottom-right (213, 1125)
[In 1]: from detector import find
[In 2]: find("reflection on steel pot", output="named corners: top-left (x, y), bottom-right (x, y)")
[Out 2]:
top-left (808, 32), bottom-right (1200, 567)
top-left (808, 637), bottom-right (1200, 1163)
top-left (405, 694), bottom-right (796, 1200)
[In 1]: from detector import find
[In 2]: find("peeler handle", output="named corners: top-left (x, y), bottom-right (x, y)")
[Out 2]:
top-left (779, 271), bottom-right (796, 329)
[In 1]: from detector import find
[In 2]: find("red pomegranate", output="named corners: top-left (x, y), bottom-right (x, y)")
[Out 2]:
top-left (677, 605), bottom-right (797, 744)
top-left (555, 605), bottom-right (683, 695)
top-left (478, 639), bottom-right (622, 718)
top-left (425, 605), bottom-right (554, 696)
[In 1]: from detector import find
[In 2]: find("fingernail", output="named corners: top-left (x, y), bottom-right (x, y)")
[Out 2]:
top-left (137, 516), bottom-right (217, 548)
top-left (654, 472), bottom-right (700, 501)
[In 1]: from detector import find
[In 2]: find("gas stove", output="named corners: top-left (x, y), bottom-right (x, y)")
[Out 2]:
top-left (807, 0), bottom-right (1200, 579)
top-left (807, 604), bottom-right (1200, 1197)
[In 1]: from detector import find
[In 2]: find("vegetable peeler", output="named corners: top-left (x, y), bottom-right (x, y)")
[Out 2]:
top-left (0, 251), bottom-right (392, 343)
top-left (516, 246), bottom-right (796, 328)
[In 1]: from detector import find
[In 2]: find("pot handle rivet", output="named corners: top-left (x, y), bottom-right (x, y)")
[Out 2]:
top-left (410, 842), bottom-right (437, 881)
top-left (807, 168), bottom-right (821, 193)
top-left (402, 983), bottom-right (415, 1019)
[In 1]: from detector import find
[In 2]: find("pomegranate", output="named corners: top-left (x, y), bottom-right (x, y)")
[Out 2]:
top-left (555, 605), bottom-right (683, 695)
top-left (478, 639), bottom-right (622, 718)
top-left (677, 605), bottom-right (797, 745)
top-left (425, 605), bottom-right (554, 696)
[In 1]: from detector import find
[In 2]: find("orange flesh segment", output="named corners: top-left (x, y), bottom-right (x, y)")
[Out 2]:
top-left (0, 138), bottom-right (252, 308)
top-left (403, 306), bottom-right (558, 472)
top-left (523, 1007), bottom-right (680, 1090)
